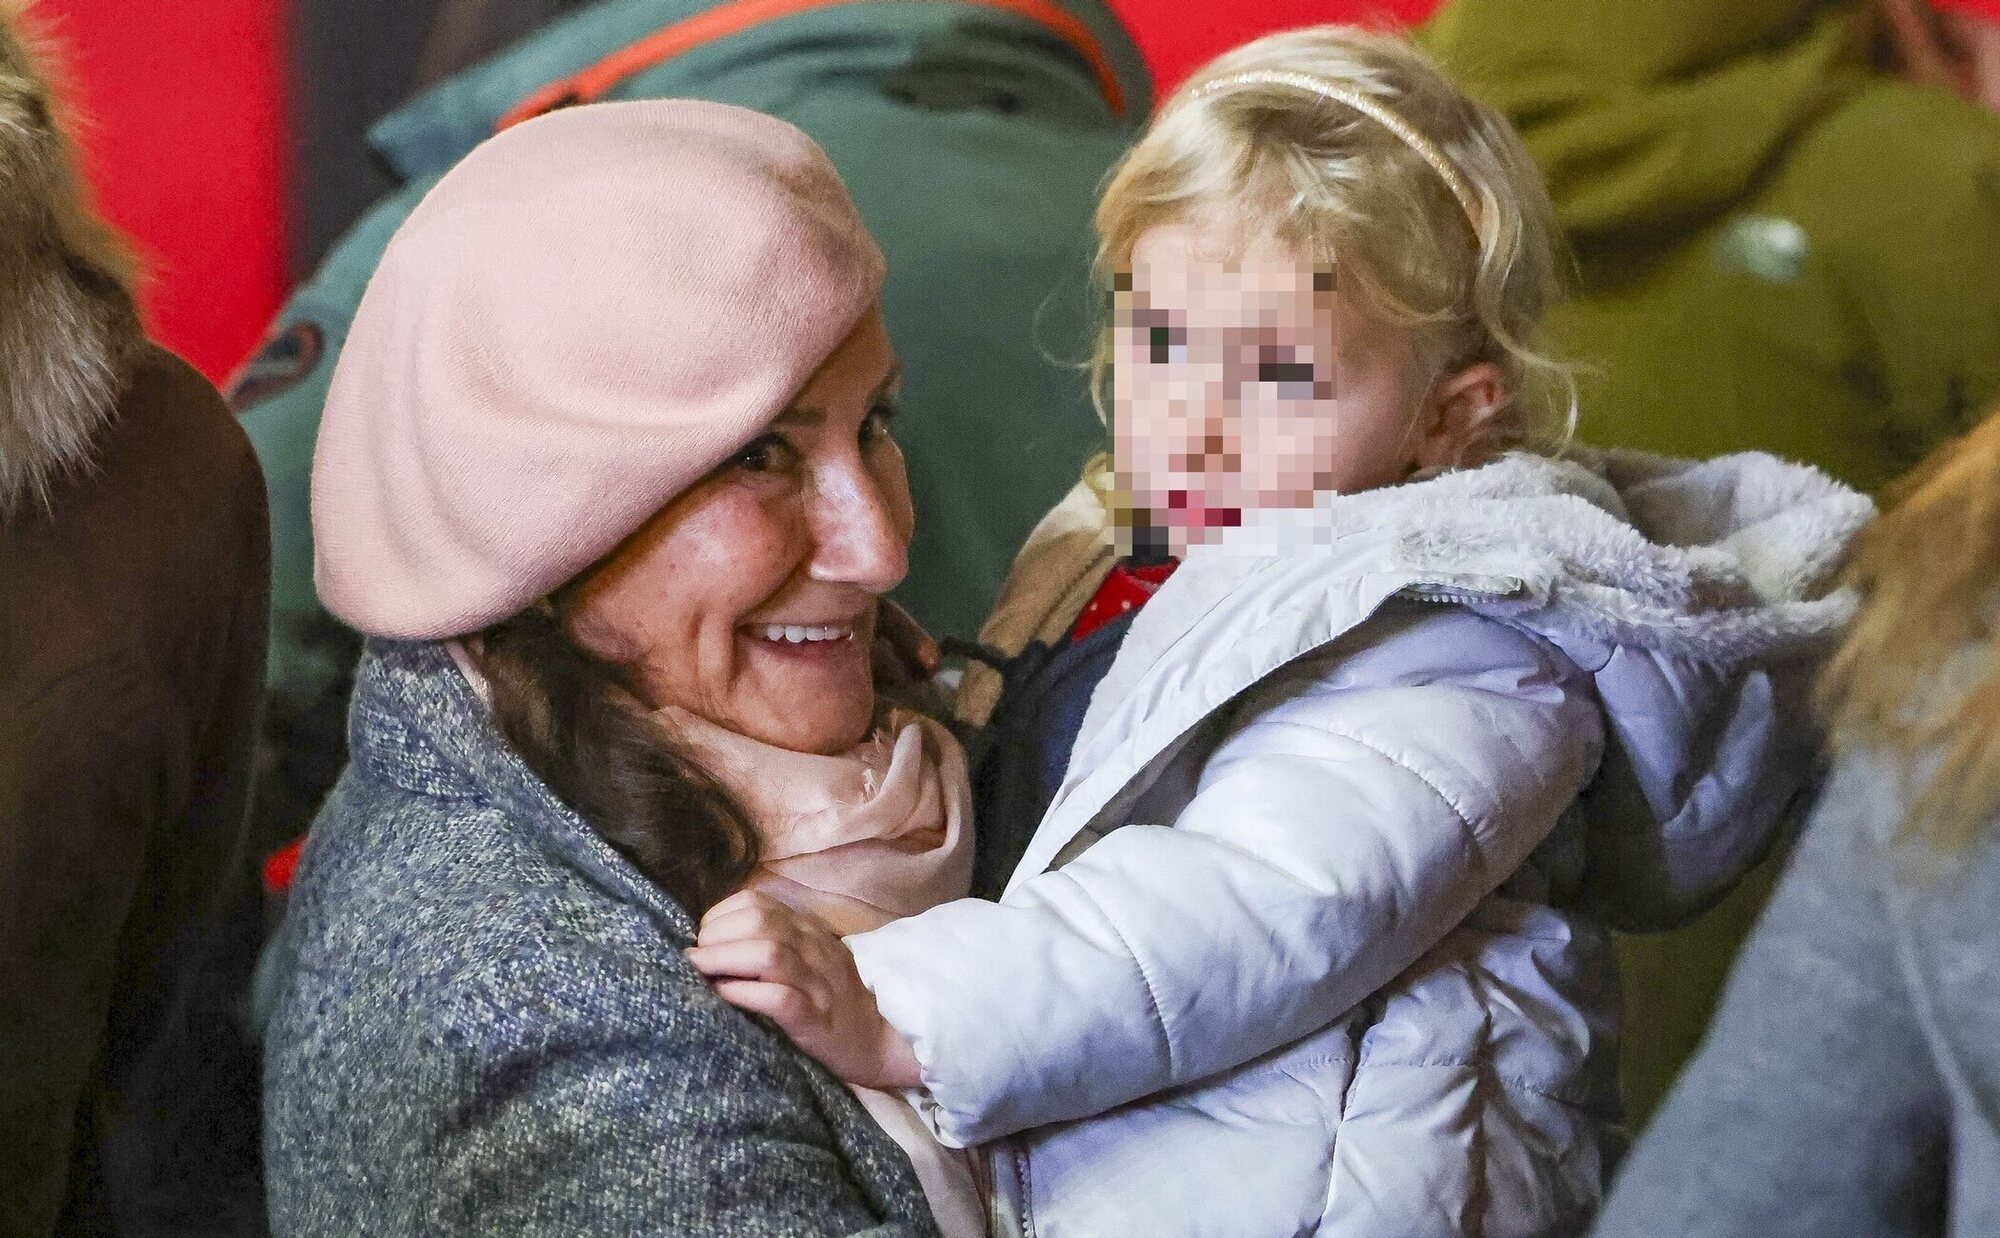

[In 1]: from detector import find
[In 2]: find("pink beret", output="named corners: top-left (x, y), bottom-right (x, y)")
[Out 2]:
top-left (312, 100), bottom-right (886, 640)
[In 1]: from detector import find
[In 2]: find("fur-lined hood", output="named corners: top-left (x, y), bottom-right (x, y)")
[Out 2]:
top-left (0, 11), bottom-right (142, 516)
top-left (1175, 445), bottom-right (1874, 666)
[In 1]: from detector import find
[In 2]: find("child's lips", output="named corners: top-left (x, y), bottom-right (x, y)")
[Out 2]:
top-left (1165, 491), bottom-right (1243, 529)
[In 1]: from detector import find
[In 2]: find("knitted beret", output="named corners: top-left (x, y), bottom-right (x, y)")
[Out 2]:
top-left (312, 99), bottom-right (886, 639)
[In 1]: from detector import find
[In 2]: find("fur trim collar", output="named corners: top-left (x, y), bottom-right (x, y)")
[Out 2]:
top-left (1188, 447), bottom-right (1875, 667)
top-left (0, 13), bottom-right (141, 516)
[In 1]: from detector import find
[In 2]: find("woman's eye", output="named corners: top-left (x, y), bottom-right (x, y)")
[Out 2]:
top-left (861, 400), bottom-right (899, 446)
top-left (1148, 324), bottom-right (1185, 366)
top-left (730, 434), bottom-right (797, 474)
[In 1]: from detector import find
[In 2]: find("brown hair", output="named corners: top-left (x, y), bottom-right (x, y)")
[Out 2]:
top-left (477, 593), bottom-right (759, 915)
top-left (1822, 407), bottom-right (2000, 851)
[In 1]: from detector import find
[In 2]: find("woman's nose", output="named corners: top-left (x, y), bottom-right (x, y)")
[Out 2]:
top-left (807, 462), bottom-right (909, 594)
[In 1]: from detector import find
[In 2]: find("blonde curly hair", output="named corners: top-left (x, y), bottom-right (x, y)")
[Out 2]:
top-left (1083, 26), bottom-right (1575, 503)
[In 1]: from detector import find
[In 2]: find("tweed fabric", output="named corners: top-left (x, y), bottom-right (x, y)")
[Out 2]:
top-left (261, 639), bottom-right (938, 1235)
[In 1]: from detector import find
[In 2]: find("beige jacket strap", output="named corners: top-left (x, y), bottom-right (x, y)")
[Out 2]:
top-left (955, 481), bottom-right (1116, 727)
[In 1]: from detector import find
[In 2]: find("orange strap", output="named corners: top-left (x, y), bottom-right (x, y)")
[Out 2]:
top-left (497, 0), bottom-right (1126, 131)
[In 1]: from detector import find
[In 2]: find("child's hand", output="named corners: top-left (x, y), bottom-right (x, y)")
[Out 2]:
top-left (688, 889), bottom-right (923, 1090)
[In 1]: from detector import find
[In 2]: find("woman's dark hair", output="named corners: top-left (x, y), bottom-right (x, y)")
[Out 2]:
top-left (477, 594), bottom-right (758, 915)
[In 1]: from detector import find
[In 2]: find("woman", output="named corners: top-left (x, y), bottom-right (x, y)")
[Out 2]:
top-left (262, 100), bottom-right (965, 1235)
top-left (1593, 410), bottom-right (2000, 1237)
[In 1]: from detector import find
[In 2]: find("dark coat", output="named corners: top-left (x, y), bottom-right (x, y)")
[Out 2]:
top-left (261, 640), bottom-right (939, 1236)
top-left (0, 342), bottom-right (272, 1237)
top-left (0, 18), bottom-right (271, 1233)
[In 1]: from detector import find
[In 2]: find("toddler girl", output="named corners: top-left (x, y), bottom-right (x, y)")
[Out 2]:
top-left (692, 28), bottom-right (1870, 1236)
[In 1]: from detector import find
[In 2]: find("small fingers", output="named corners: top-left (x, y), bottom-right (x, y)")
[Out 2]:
top-left (701, 887), bottom-right (785, 926)
top-left (711, 979), bottom-right (813, 1028)
top-left (698, 891), bottom-right (800, 947)
top-left (703, 888), bottom-right (767, 921)
top-left (684, 938), bottom-right (786, 981)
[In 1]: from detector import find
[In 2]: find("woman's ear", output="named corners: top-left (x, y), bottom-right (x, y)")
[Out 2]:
top-left (1414, 362), bottom-right (1509, 473)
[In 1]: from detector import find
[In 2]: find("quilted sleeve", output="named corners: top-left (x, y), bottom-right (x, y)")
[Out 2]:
top-left (849, 609), bottom-right (1602, 1146)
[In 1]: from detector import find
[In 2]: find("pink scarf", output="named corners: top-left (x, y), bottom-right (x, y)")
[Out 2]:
top-left (658, 705), bottom-right (975, 935)
top-left (449, 641), bottom-right (974, 928)
top-left (664, 705), bottom-right (990, 1234)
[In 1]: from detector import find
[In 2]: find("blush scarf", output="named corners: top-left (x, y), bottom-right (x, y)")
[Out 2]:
top-left (663, 703), bottom-right (986, 1234)
top-left (447, 641), bottom-right (974, 928)
top-left (659, 704), bottom-right (975, 934)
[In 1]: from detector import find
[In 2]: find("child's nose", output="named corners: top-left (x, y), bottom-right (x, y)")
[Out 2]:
top-left (1174, 420), bottom-right (1240, 475)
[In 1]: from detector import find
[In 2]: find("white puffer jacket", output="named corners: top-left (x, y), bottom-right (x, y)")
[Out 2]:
top-left (848, 450), bottom-right (1870, 1237)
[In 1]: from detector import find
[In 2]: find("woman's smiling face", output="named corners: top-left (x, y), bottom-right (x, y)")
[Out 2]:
top-left (567, 308), bottom-right (913, 755)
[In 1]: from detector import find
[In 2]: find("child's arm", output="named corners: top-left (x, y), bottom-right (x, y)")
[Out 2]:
top-left (707, 611), bottom-right (1602, 1148)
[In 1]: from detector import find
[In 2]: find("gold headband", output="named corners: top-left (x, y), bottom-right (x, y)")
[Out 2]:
top-left (1188, 70), bottom-right (1484, 236)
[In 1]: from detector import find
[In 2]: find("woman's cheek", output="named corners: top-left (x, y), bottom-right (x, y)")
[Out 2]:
top-left (687, 482), bottom-right (804, 574)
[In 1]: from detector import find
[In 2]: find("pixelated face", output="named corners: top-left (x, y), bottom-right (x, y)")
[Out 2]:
top-left (566, 308), bottom-right (913, 755)
top-left (1115, 219), bottom-right (1433, 552)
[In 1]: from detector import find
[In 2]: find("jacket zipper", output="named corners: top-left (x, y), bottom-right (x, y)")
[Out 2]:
top-left (1396, 581), bottom-right (1515, 606)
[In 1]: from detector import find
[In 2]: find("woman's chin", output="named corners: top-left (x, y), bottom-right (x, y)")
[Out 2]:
top-left (737, 631), bottom-right (877, 752)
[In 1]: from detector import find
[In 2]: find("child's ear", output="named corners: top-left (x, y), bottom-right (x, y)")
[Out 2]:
top-left (1414, 362), bottom-right (1509, 472)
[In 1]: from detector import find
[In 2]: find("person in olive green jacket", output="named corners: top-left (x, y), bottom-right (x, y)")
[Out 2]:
top-left (233, 0), bottom-right (1151, 859)
top-left (1421, 0), bottom-right (2000, 1122)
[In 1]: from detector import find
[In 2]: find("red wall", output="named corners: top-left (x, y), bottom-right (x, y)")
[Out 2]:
top-left (1108, 0), bottom-right (1442, 96)
top-left (39, 0), bottom-right (1438, 386)
top-left (33, 0), bottom-right (287, 385)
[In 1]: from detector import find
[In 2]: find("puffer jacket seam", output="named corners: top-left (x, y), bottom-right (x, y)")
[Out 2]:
top-left (1276, 1051), bottom-right (1357, 1078)
top-left (1297, 723), bottom-right (1490, 857)
top-left (1247, 710), bottom-right (1552, 820)
top-left (1016, 1138), bottom-right (1037, 1238)
top-left (1087, 889), bottom-right (1179, 1078)
top-left (1353, 1057), bottom-right (1612, 1112)
top-left (1468, 1010), bottom-right (1493, 1238)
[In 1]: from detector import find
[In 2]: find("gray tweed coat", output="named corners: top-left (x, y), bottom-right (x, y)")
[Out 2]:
top-left (261, 639), bottom-right (939, 1236)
